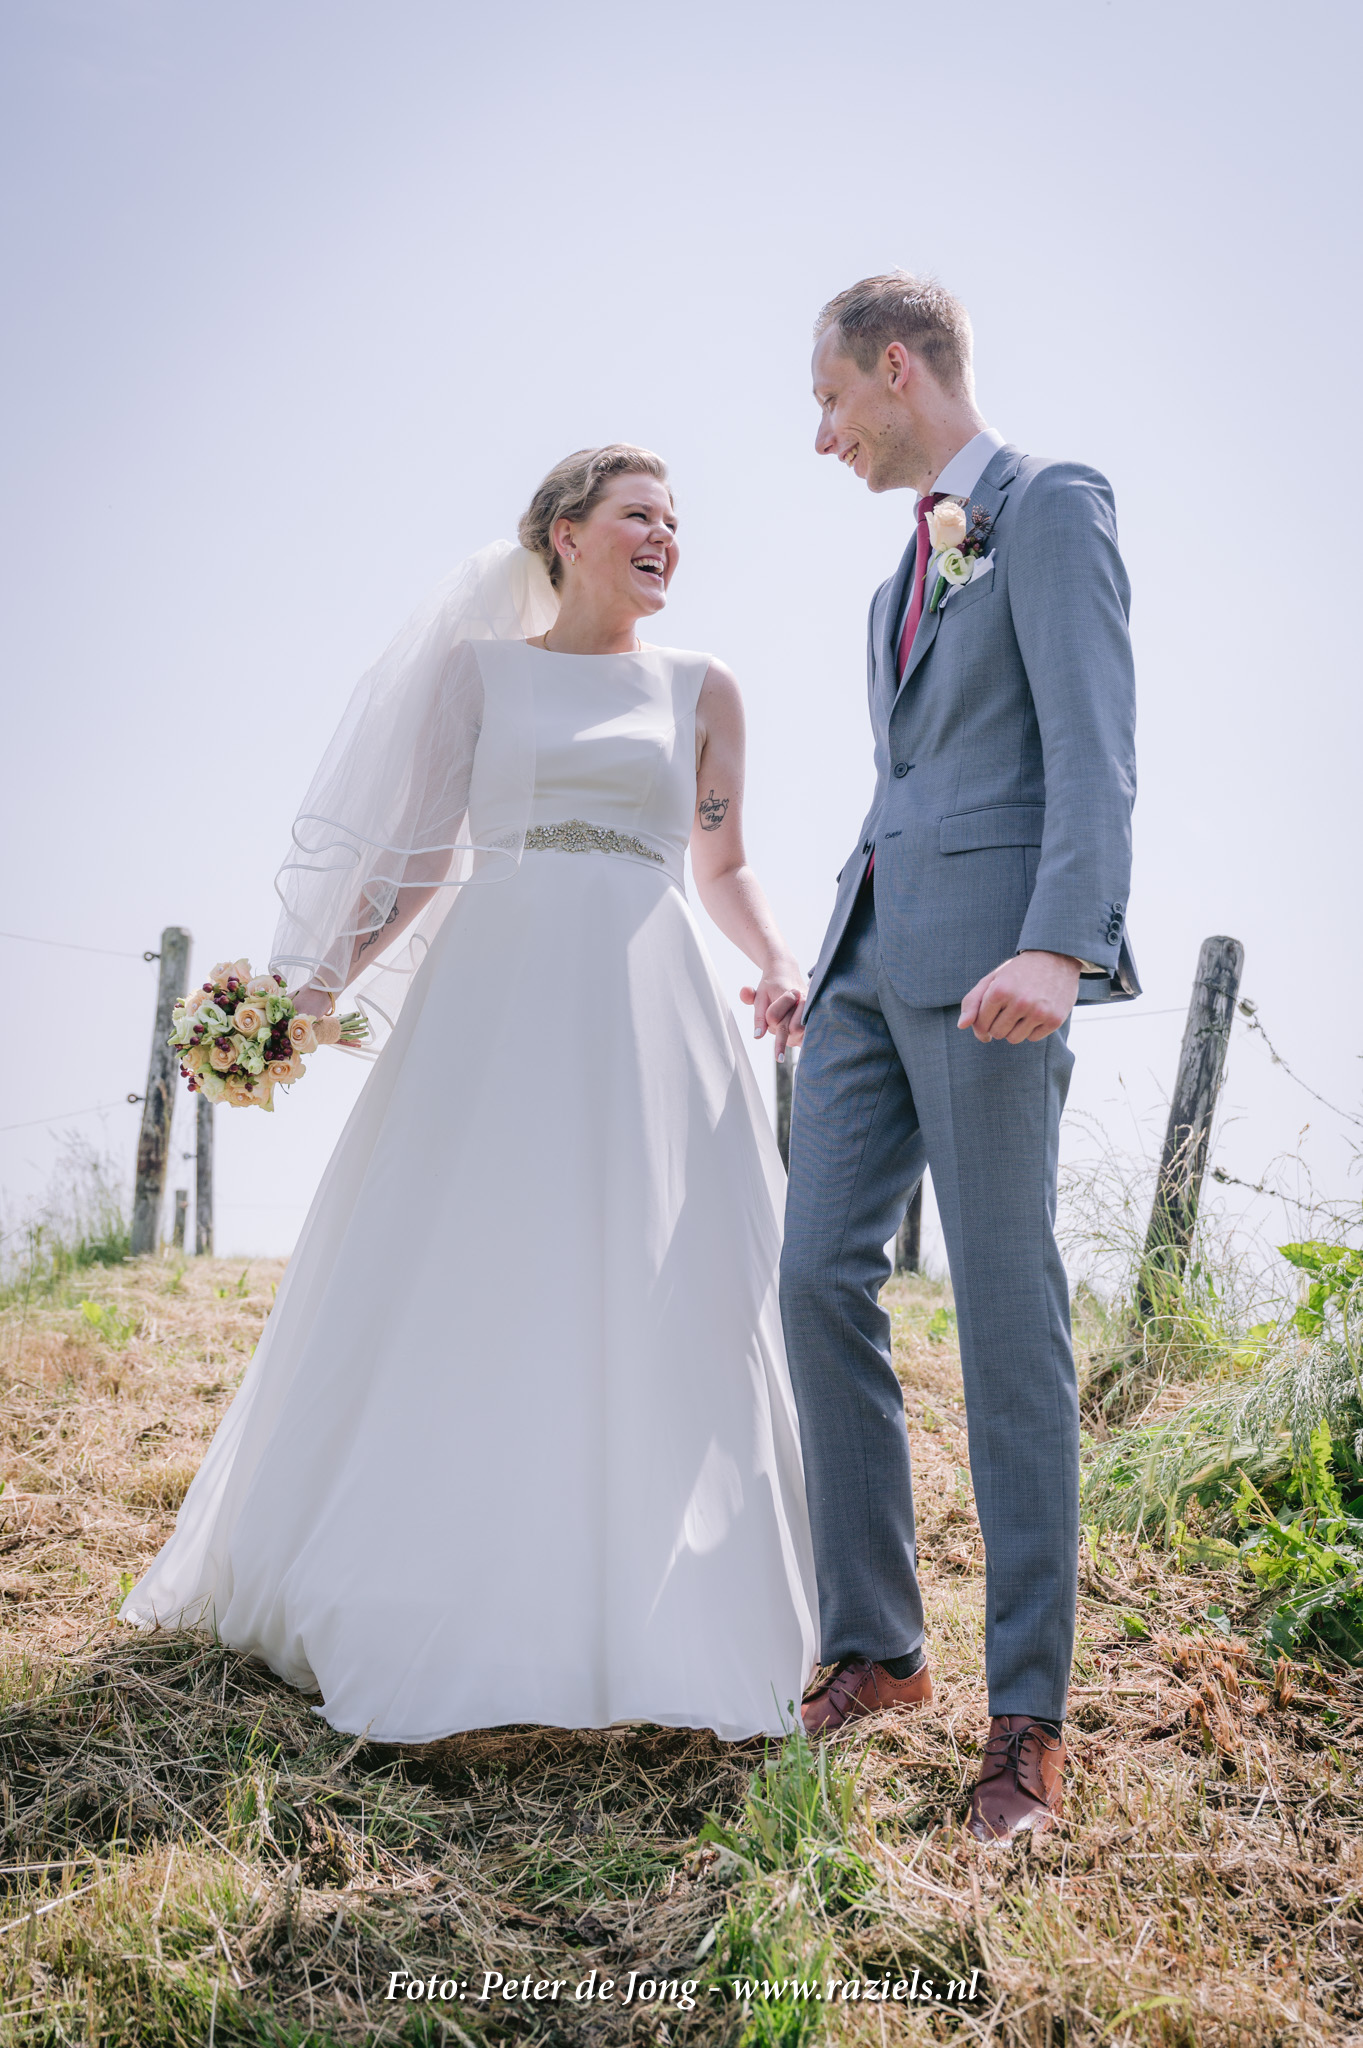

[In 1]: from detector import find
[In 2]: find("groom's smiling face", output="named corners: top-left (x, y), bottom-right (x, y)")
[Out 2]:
top-left (811, 328), bottom-right (920, 493)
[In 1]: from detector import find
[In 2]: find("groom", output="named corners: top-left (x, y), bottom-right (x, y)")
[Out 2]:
top-left (780, 271), bottom-right (1137, 1841)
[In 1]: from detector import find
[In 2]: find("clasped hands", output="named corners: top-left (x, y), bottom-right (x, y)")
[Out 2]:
top-left (739, 964), bottom-right (807, 1060)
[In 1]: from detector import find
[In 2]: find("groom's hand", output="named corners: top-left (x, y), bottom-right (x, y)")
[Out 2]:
top-left (958, 951), bottom-right (1080, 1045)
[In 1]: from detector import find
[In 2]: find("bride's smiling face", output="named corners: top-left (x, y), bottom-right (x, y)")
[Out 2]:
top-left (553, 475), bottom-right (679, 617)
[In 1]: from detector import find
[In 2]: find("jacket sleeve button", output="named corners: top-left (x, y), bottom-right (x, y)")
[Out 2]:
top-left (893, 761), bottom-right (911, 778)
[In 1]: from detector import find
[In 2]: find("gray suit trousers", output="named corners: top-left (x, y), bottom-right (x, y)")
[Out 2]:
top-left (780, 880), bottom-right (1079, 1721)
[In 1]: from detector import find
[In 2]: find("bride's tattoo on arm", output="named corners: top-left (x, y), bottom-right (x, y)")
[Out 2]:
top-left (357, 904), bottom-right (399, 957)
top-left (699, 790), bottom-right (730, 832)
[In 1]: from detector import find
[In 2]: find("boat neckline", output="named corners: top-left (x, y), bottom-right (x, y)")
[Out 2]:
top-left (519, 638), bottom-right (664, 659)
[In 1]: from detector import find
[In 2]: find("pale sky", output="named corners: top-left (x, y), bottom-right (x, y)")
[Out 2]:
top-left (4, 0), bottom-right (1360, 1280)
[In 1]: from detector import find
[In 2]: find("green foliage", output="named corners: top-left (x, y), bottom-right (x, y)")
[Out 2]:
top-left (703, 1726), bottom-right (873, 1913)
top-left (1233, 1425), bottom-right (1363, 1662)
top-left (1282, 1240), bottom-right (1363, 1338)
top-left (1282, 1240), bottom-right (1363, 1405)
top-left (1083, 1212), bottom-right (1363, 1664)
top-left (704, 1728), bottom-right (874, 2043)
top-left (925, 1307), bottom-right (956, 1344)
top-left (79, 1298), bottom-right (141, 1347)
top-left (1083, 1331), bottom-right (1362, 1539)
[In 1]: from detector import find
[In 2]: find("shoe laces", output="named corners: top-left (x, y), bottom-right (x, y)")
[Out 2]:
top-left (814, 1656), bottom-right (873, 1708)
top-left (982, 1720), bottom-right (1059, 1785)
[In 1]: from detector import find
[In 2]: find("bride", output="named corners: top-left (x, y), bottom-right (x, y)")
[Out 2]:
top-left (122, 444), bottom-right (819, 1743)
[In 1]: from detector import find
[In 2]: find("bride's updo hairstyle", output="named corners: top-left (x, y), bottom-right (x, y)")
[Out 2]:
top-left (519, 444), bottom-right (671, 590)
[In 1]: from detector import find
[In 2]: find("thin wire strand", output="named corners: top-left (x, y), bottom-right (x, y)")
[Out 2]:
top-left (0, 931), bottom-right (151, 962)
top-left (1074, 1005), bottom-right (1186, 1021)
top-left (1, 1101), bottom-right (137, 1135)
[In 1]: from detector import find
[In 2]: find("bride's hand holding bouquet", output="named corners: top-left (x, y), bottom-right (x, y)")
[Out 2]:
top-left (170, 959), bottom-right (368, 1112)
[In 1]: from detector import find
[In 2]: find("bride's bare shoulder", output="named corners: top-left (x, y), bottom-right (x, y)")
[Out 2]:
top-left (696, 655), bottom-right (741, 702)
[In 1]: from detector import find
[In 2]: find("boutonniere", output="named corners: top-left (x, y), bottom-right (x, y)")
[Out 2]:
top-left (927, 501), bottom-right (995, 613)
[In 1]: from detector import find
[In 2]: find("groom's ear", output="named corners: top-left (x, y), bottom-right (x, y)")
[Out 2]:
top-left (884, 342), bottom-right (922, 393)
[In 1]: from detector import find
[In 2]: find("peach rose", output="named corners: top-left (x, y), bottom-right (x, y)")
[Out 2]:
top-left (286, 1015), bottom-right (318, 1055)
top-left (209, 962), bottom-right (235, 986)
top-left (266, 1055), bottom-right (304, 1084)
top-left (246, 975), bottom-right (275, 997)
top-left (232, 1003), bottom-right (266, 1038)
top-left (184, 1044), bottom-right (210, 1073)
top-left (926, 498), bottom-right (968, 552)
top-left (209, 1040), bottom-right (235, 1072)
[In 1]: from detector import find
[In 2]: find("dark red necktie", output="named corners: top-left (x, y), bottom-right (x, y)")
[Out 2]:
top-left (867, 492), bottom-right (944, 881)
top-left (896, 491), bottom-right (944, 680)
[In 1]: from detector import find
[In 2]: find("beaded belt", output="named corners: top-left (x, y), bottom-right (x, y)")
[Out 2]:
top-left (523, 819), bottom-right (664, 866)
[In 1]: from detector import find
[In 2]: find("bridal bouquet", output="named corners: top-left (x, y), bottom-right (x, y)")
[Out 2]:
top-left (169, 959), bottom-right (368, 1112)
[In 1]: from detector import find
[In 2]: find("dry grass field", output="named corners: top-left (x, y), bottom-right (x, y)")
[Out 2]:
top-left (0, 1253), bottom-right (1359, 2046)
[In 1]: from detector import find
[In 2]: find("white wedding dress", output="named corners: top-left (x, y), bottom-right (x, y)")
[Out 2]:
top-left (123, 638), bottom-right (819, 1743)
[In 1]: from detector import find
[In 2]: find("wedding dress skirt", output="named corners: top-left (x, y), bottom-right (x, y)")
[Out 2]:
top-left (123, 642), bottom-right (819, 1742)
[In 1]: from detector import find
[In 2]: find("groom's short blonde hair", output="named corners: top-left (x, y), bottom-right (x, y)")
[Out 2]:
top-left (816, 272), bottom-right (974, 397)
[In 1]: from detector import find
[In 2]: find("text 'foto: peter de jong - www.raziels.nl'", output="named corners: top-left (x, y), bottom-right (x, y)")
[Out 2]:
top-left (385, 1965), bottom-right (985, 2010)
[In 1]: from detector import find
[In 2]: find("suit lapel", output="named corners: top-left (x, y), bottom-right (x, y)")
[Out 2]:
top-left (891, 443), bottom-right (1023, 709)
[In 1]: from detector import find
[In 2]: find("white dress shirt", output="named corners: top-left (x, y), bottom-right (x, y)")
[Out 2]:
top-left (928, 425), bottom-right (1005, 502)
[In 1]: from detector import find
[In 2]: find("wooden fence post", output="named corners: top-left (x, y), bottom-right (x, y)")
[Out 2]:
top-left (195, 1094), bottom-right (215, 1256)
top-left (171, 1190), bottom-right (187, 1251)
top-left (775, 1050), bottom-right (794, 1172)
top-left (1137, 934), bottom-right (1244, 1318)
top-left (895, 1182), bottom-right (923, 1275)
top-left (130, 926), bottom-right (192, 1255)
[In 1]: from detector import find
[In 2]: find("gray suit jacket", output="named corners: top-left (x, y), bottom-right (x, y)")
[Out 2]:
top-left (805, 442), bottom-right (1139, 1014)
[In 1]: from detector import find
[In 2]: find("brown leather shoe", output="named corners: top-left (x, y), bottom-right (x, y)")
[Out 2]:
top-left (800, 1655), bottom-right (932, 1735)
top-left (967, 1716), bottom-right (1066, 1841)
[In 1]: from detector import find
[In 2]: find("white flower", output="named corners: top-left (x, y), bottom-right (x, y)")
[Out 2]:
top-left (238, 1041), bottom-right (266, 1076)
top-left (198, 1070), bottom-right (227, 1103)
top-left (265, 992), bottom-right (293, 1026)
top-left (937, 548), bottom-right (973, 587)
top-left (197, 1001), bottom-right (229, 1034)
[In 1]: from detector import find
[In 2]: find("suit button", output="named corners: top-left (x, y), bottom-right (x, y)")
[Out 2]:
top-left (893, 761), bottom-right (911, 778)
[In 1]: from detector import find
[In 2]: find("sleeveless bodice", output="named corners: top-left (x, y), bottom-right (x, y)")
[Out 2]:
top-left (471, 641), bottom-right (711, 887)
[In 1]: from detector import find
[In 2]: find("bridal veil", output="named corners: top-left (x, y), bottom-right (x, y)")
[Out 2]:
top-left (269, 540), bottom-right (558, 1037)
